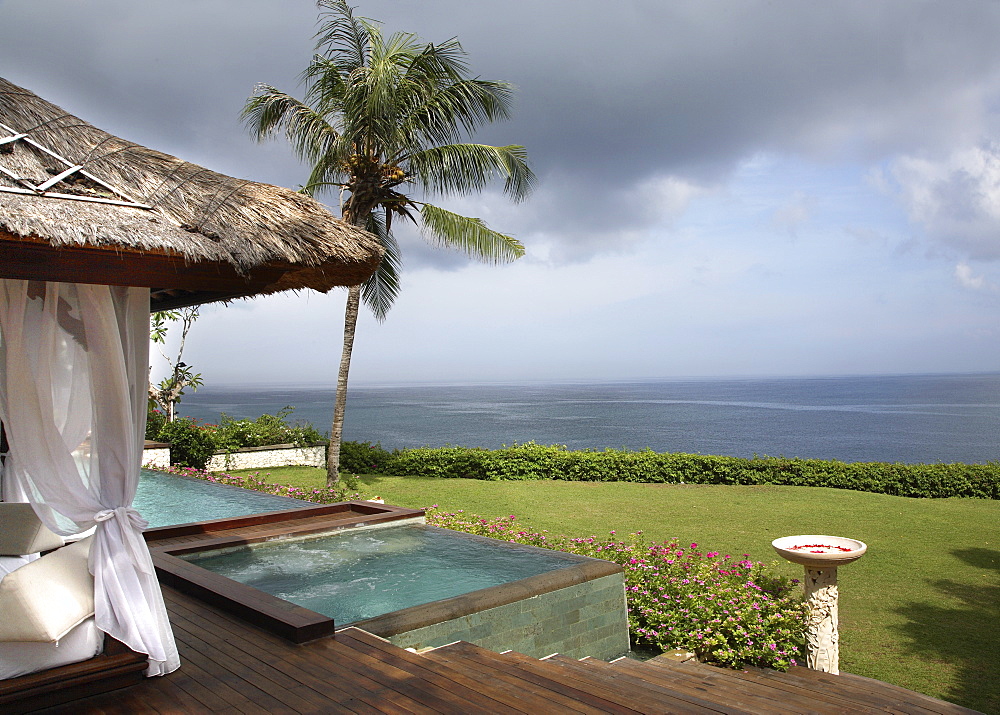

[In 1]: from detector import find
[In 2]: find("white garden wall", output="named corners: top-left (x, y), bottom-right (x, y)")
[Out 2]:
top-left (206, 443), bottom-right (326, 471)
top-left (142, 442), bottom-right (326, 472)
top-left (142, 442), bottom-right (171, 470)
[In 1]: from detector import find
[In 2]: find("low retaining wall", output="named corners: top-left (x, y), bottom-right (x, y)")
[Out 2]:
top-left (142, 442), bottom-right (327, 471)
top-left (207, 443), bottom-right (326, 471)
top-left (143, 442), bottom-right (171, 470)
top-left (352, 530), bottom-right (631, 660)
top-left (378, 572), bottom-right (630, 660)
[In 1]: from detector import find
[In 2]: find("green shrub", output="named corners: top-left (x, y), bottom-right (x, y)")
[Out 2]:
top-left (347, 441), bottom-right (1000, 499)
top-left (339, 441), bottom-right (394, 474)
top-left (156, 417), bottom-right (216, 470)
top-left (145, 408), bottom-right (167, 441)
top-left (210, 407), bottom-right (325, 451)
top-left (429, 509), bottom-right (806, 670)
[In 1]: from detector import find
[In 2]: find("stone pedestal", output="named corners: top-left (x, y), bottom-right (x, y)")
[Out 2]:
top-left (803, 566), bottom-right (839, 673)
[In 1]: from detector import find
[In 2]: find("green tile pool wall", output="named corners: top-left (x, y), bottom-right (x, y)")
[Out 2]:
top-left (384, 573), bottom-right (629, 660)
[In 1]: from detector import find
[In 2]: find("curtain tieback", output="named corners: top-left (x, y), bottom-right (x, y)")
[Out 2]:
top-left (94, 506), bottom-right (152, 574)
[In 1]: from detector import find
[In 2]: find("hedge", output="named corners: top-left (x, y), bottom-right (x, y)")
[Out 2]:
top-left (341, 441), bottom-right (1000, 499)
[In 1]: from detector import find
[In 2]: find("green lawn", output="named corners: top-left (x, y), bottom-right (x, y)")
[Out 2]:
top-left (232, 466), bottom-right (1000, 713)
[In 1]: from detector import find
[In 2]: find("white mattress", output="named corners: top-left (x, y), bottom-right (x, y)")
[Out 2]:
top-left (0, 619), bottom-right (104, 681)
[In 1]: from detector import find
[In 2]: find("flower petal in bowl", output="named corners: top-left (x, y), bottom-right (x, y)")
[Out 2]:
top-left (771, 535), bottom-right (867, 568)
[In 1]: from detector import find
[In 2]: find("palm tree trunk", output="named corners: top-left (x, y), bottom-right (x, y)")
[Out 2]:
top-left (327, 282), bottom-right (361, 486)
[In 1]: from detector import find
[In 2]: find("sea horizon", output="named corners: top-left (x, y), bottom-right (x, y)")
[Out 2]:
top-left (200, 369), bottom-right (1000, 390)
top-left (176, 372), bottom-right (1000, 465)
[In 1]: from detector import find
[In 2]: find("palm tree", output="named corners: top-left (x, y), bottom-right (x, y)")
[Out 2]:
top-left (243, 0), bottom-right (534, 486)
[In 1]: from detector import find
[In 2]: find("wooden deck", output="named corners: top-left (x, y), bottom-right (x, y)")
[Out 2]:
top-left (13, 508), bottom-right (981, 713)
top-left (33, 584), bottom-right (978, 715)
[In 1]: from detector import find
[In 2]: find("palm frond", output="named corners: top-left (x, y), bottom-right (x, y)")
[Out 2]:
top-left (241, 86), bottom-right (341, 164)
top-left (420, 203), bottom-right (524, 264)
top-left (314, 0), bottom-right (370, 70)
top-left (302, 56), bottom-right (349, 117)
top-left (356, 30), bottom-right (424, 153)
top-left (302, 135), bottom-right (354, 197)
top-left (407, 144), bottom-right (534, 202)
top-left (414, 37), bottom-right (471, 78)
top-left (360, 211), bottom-right (401, 321)
top-left (398, 77), bottom-right (513, 149)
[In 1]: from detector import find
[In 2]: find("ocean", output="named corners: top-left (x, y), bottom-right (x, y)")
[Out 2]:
top-left (175, 373), bottom-right (1000, 465)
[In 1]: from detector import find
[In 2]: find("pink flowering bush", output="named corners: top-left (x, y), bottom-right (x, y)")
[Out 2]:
top-left (157, 465), bottom-right (362, 504)
top-left (427, 509), bottom-right (807, 670)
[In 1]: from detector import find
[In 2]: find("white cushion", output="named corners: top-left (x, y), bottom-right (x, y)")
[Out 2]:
top-left (0, 619), bottom-right (104, 680)
top-left (0, 502), bottom-right (64, 556)
top-left (0, 537), bottom-right (94, 642)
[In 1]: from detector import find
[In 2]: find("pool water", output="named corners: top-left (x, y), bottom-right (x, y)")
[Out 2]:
top-left (134, 469), bottom-right (310, 528)
top-left (183, 524), bottom-right (582, 625)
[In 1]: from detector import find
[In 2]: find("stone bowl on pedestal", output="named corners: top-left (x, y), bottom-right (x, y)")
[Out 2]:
top-left (771, 535), bottom-right (867, 569)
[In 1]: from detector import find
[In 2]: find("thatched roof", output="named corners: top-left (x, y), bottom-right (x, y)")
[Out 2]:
top-left (0, 77), bottom-right (382, 310)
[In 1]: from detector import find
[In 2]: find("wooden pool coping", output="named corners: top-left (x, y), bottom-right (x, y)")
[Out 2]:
top-left (146, 503), bottom-right (622, 645)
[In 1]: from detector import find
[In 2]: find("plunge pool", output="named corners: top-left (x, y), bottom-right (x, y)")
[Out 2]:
top-left (139, 469), bottom-right (630, 659)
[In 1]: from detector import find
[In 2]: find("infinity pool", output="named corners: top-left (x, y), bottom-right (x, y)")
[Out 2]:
top-left (182, 523), bottom-right (583, 626)
top-left (134, 469), bottom-right (310, 528)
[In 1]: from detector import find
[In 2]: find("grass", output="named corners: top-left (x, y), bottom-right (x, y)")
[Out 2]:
top-left (231, 466), bottom-right (999, 713)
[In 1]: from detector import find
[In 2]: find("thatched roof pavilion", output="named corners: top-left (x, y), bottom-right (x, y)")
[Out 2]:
top-left (0, 77), bottom-right (385, 686)
top-left (0, 76), bottom-right (382, 310)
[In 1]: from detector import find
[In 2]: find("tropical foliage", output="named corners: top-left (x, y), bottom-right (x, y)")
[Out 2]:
top-left (242, 0), bottom-right (533, 485)
top-left (211, 407), bottom-right (324, 451)
top-left (148, 308), bottom-right (203, 421)
top-left (147, 408), bottom-right (324, 469)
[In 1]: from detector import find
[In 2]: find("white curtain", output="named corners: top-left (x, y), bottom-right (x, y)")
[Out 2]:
top-left (0, 279), bottom-right (179, 676)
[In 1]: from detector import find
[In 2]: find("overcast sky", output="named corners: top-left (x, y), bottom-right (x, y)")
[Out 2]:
top-left (5, 0), bottom-right (1000, 385)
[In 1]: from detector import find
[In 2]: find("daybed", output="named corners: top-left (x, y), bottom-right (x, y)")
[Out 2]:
top-left (0, 503), bottom-right (147, 713)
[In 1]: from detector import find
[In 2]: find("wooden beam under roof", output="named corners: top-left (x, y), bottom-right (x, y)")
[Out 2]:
top-left (0, 230), bottom-right (312, 310)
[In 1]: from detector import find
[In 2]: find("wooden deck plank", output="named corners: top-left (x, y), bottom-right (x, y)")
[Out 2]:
top-left (524, 651), bottom-right (726, 714)
top-left (425, 641), bottom-right (650, 715)
top-left (611, 659), bottom-right (836, 713)
top-left (783, 667), bottom-right (983, 715)
top-left (331, 628), bottom-right (529, 714)
top-left (170, 622), bottom-right (322, 714)
top-left (423, 643), bottom-right (607, 714)
top-left (155, 648), bottom-right (281, 715)
top-left (611, 657), bottom-right (807, 714)
top-left (164, 593), bottom-right (412, 714)
top-left (647, 659), bottom-right (886, 712)
top-left (169, 586), bottom-right (501, 715)
top-left (666, 659), bottom-right (916, 714)
top-left (552, 655), bottom-right (759, 715)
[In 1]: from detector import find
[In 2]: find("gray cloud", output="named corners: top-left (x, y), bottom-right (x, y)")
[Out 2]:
top-left (4, 0), bottom-right (1000, 270)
